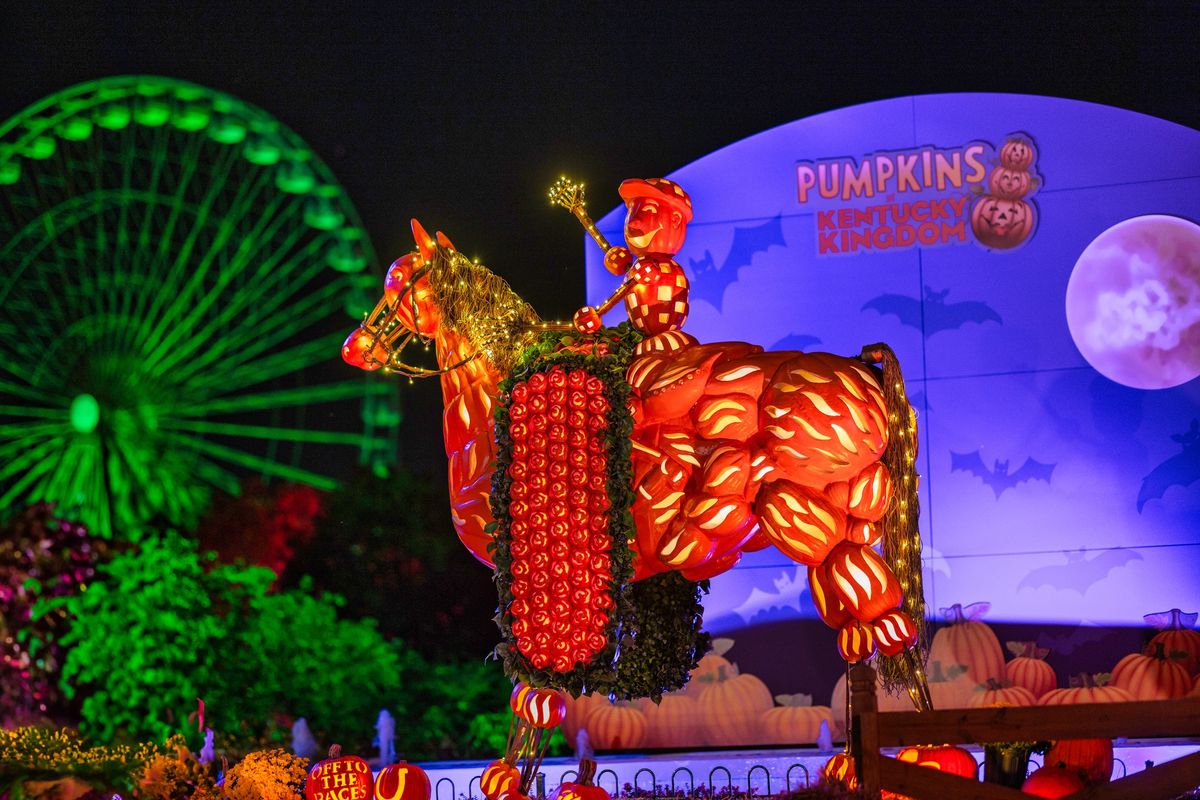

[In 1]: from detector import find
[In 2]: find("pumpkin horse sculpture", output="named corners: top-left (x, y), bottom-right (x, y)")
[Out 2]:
top-left (343, 178), bottom-right (928, 777)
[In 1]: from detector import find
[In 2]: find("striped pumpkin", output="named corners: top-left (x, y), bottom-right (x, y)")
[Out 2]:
top-left (641, 692), bottom-right (703, 749)
top-left (585, 700), bottom-right (646, 750)
top-left (1145, 608), bottom-right (1200, 678)
top-left (760, 693), bottom-right (835, 745)
top-left (1005, 641), bottom-right (1057, 699)
top-left (696, 666), bottom-right (773, 746)
top-left (929, 602), bottom-right (1004, 688)
top-left (1111, 642), bottom-right (1191, 700)
top-left (969, 679), bottom-right (1037, 708)
top-left (1038, 673), bottom-right (1134, 705)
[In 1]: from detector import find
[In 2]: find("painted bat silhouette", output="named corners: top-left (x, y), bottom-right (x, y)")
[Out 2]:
top-left (732, 566), bottom-right (809, 625)
top-left (862, 285), bottom-right (1002, 337)
top-left (687, 214), bottom-right (786, 311)
top-left (1017, 548), bottom-right (1143, 594)
top-left (1137, 419), bottom-right (1200, 513)
top-left (770, 332), bottom-right (822, 352)
top-left (951, 450), bottom-right (1055, 498)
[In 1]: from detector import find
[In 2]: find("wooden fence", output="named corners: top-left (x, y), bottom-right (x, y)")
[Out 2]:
top-left (849, 663), bottom-right (1200, 799)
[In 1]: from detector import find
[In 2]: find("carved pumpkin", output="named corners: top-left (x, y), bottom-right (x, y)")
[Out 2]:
top-left (549, 759), bottom-right (610, 800)
top-left (1045, 738), bottom-right (1113, 785)
top-left (999, 138), bottom-right (1037, 171)
top-left (695, 666), bottom-right (773, 746)
top-left (585, 699), bottom-right (646, 750)
top-left (480, 760), bottom-right (520, 800)
top-left (305, 745), bottom-right (374, 800)
top-left (641, 692), bottom-right (703, 749)
top-left (374, 763), bottom-right (431, 800)
top-left (1004, 641), bottom-right (1057, 699)
top-left (1038, 673), bottom-right (1134, 705)
top-left (1112, 641), bottom-right (1192, 699)
top-left (896, 745), bottom-right (977, 778)
top-left (969, 195), bottom-right (1035, 249)
top-left (760, 693), bottom-right (835, 745)
top-left (1192, 674), bottom-right (1200, 697)
top-left (1145, 608), bottom-right (1200, 677)
top-left (683, 637), bottom-right (734, 697)
top-left (987, 167), bottom-right (1032, 200)
top-left (926, 660), bottom-right (977, 709)
top-left (822, 752), bottom-right (857, 791)
top-left (928, 603), bottom-right (1005, 689)
top-left (969, 678), bottom-right (1036, 708)
top-left (1021, 765), bottom-right (1085, 798)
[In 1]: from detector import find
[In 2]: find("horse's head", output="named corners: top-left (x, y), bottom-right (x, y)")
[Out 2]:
top-left (342, 219), bottom-right (555, 375)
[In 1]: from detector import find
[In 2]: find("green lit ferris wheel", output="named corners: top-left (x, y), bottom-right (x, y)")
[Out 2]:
top-left (0, 76), bottom-right (399, 538)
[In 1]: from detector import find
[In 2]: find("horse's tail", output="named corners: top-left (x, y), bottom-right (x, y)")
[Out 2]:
top-left (860, 343), bottom-right (928, 696)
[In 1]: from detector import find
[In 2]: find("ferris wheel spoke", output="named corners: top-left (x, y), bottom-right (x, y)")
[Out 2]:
top-left (0, 378), bottom-right (63, 405)
top-left (182, 335), bottom-right (339, 395)
top-left (166, 270), bottom-right (341, 381)
top-left (159, 418), bottom-right (369, 447)
top-left (168, 380), bottom-right (379, 418)
top-left (163, 432), bottom-right (339, 490)
top-left (0, 438), bottom-right (63, 496)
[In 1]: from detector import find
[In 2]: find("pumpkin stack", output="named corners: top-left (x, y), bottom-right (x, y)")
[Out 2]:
top-left (1037, 673), bottom-right (1132, 788)
top-left (928, 602), bottom-right (1004, 700)
top-left (969, 136), bottom-right (1040, 250)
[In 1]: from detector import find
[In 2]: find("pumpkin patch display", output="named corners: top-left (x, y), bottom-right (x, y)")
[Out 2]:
top-left (928, 603), bottom-right (1004, 689)
top-left (585, 699), bottom-right (646, 750)
top-left (926, 661), bottom-right (977, 709)
top-left (1111, 641), bottom-right (1192, 700)
top-left (305, 746), bottom-right (374, 800)
top-left (694, 666), bottom-right (773, 746)
top-left (1144, 608), bottom-right (1200, 677)
top-left (760, 693), bottom-right (836, 745)
top-left (374, 763), bottom-right (431, 800)
top-left (640, 692), bottom-right (703, 749)
top-left (1021, 765), bottom-right (1086, 798)
top-left (1045, 738), bottom-right (1113, 785)
top-left (682, 637), bottom-right (734, 697)
top-left (549, 759), bottom-right (610, 800)
top-left (1038, 673), bottom-right (1134, 705)
top-left (968, 678), bottom-right (1037, 708)
top-left (830, 670), bottom-right (910, 736)
top-left (1004, 641), bottom-right (1056, 700)
top-left (560, 692), bottom-right (601, 745)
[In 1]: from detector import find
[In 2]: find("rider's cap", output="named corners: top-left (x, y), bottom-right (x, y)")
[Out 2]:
top-left (619, 178), bottom-right (693, 223)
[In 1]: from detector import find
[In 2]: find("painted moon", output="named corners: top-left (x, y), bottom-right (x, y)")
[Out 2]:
top-left (1066, 215), bottom-right (1200, 389)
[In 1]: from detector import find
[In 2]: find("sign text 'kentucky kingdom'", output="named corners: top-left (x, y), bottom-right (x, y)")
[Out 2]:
top-left (796, 134), bottom-right (1042, 255)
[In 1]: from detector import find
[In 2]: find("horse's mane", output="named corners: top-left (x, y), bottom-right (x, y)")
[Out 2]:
top-left (428, 245), bottom-right (546, 373)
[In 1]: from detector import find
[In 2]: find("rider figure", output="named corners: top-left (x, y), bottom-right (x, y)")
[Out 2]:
top-left (573, 178), bottom-right (692, 343)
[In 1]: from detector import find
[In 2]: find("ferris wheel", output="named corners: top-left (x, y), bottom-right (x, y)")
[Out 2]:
top-left (0, 75), bottom-right (399, 538)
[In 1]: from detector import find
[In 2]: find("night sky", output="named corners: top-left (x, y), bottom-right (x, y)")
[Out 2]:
top-left (4, 1), bottom-right (1197, 468)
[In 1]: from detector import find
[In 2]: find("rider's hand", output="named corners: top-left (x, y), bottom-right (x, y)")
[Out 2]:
top-left (604, 246), bottom-right (632, 276)
top-left (573, 306), bottom-right (602, 334)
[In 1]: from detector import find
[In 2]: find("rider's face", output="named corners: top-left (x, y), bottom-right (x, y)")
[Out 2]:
top-left (624, 198), bottom-right (685, 257)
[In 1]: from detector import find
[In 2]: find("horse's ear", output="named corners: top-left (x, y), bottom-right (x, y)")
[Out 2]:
top-left (436, 231), bottom-right (457, 251)
top-left (411, 218), bottom-right (436, 261)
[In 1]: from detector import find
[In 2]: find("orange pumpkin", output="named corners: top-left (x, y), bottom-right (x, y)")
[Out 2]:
top-left (561, 693), bottom-right (603, 746)
top-left (683, 637), bottom-right (734, 697)
top-left (822, 752), bottom-right (857, 791)
top-left (969, 679), bottom-right (1036, 708)
top-left (1038, 673), bottom-right (1134, 705)
top-left (926, 661), bottom-right (977, 709)
top-left (480, 760), bottom-right (520, 800)
top-left (641, 692), bottom-right (703, 749)
top-left (1111, 642), bottom-right (1191, 700)
top-left (585, 700), bottom-right (646, 750)
top-left (999, 138), bottom-right (1037, 171)
top-left (695, 666), bottom-right (773, 746)
top-left (1191, 674), bottom-right (1200, 697)
top-left (549, 759), bottom-right (609, 800)
top-left (1045, 738), bottom-right (1113, 785)
top-left (759, 693), bottom-right (835, 745)
top-left (1022, 765), bottom-right (1085, 798)
top-left (375, 763), bottom-right (431, 800)
top-left (1145, 608), bottom-right (1200, 677)
top-left (929, 603), bottom-right (1005, 688)
top-left (1004, 641), bottom-right (1056, 699)
top-left (896, 745), bottom-right (977, 778)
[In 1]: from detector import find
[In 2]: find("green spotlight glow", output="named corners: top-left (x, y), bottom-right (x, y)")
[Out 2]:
top-left (69, 393), bottom-right (100, 434)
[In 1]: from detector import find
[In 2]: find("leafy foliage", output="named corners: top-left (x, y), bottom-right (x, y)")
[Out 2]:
top-left (0, 726), bottom-right (161, 795)
top-left (0, 504), bottom-right (102, 725)
top-left (46, 531), bottom-right (404, 751)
